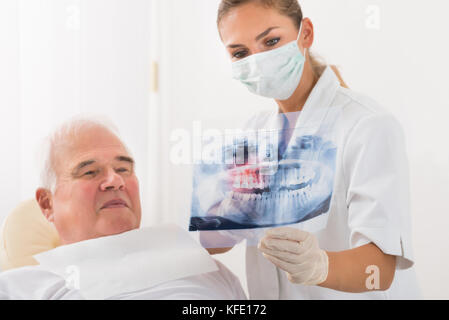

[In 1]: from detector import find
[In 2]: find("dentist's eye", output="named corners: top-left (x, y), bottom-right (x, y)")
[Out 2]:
top-left (266, 37), bottom-right (280, 47)
top-left (83, 170), bottom-right (97, 177)
top-left (116, 168), bottom-right (129, 173)
top-left (233, 50), bottom-right (248, 59)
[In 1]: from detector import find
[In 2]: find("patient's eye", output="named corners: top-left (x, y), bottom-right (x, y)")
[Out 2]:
top-left (115, 163), bottom-right (134, 175)
top-left (116, 167), bottom-right (130, 173)
top-left (83, 170), bottom-right (98, 177)
top-left (80, 167), bottom-right (100, 178)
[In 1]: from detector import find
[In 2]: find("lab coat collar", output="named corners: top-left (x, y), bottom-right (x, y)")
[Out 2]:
top-left (270, 66), bottom-right (340, 131)
top-left (297, 65), bottom-right (340, 128)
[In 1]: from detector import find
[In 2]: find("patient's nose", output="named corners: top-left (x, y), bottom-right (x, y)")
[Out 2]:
top-left (100, 169), bottom-right (125, 191)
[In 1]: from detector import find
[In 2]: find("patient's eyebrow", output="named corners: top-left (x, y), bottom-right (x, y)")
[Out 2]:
top-left (71, 156), bottom-right (135, 177)
top-left (72, 160), bottom-right (96, 176)
top-left (116, 156), bottom-right (134, 165)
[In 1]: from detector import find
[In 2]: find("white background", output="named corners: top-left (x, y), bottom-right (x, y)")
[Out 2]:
top-left (1, 0), bottom-right (448, 299)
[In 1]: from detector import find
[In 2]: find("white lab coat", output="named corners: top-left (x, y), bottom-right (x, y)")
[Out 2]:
top-left (244, 66), bottom-right (421, 299)
top-left (0, 260), bottom-right (246, 300)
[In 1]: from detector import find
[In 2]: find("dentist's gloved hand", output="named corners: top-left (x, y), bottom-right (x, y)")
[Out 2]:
top-left (258, 227), bottom-right (329, 286)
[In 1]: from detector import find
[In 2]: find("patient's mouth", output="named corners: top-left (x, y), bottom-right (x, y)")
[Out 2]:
top-left (101, 199), bottom-right (128, 210)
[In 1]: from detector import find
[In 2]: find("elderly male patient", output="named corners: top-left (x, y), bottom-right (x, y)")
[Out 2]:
top-left (0, 118), bottom-right (246, 300)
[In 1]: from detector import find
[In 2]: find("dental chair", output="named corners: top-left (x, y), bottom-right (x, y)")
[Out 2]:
top-left (0, 200), bottom-right (60, 271)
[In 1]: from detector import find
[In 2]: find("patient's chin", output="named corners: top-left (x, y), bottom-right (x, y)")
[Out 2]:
top-left (97, 211), bottom-right (139, 236)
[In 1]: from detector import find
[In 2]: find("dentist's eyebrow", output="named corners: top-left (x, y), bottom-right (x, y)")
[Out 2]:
top-left (227, 26), bottom-right (280, 48)
top-left (72, 160), bottom-right (96, 176)
top-left (227, 43), bottom-right (246, 49)
top-left (255, 26), bottom-right (280, 41)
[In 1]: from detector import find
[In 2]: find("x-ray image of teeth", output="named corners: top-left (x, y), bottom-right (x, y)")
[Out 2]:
top-left (189, 126), bottom-right (338, 233)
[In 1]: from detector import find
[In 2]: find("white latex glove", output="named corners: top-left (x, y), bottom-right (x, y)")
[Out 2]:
top-left (258, 227), bottom-right (329, 286)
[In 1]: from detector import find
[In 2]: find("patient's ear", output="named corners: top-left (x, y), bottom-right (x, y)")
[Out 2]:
top-left (36, 188), bottom-right (54, 222)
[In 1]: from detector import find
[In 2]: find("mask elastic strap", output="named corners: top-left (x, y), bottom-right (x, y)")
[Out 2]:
top-left (297, 19), bottom-right (307, 57)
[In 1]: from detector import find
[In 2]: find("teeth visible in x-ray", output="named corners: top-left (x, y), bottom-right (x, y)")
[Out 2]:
top-left (213, 159), bottom-right (332, 226)
top-left (232, 164), bottom-right (316, 191)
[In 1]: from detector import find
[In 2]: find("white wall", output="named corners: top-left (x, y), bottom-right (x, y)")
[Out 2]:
top-left (155, 0), bottom-right (449, 299)
top-left (0, 0), bottom-right (21, 225)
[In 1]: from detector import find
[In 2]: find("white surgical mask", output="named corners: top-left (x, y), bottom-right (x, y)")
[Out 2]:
top-left (232, 22), bottom-right (306, 100)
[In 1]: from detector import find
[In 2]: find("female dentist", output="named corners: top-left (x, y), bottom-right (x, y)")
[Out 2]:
top-left (207, 0), bottom-right (420, 299)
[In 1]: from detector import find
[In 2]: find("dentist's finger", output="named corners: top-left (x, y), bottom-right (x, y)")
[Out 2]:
top-left (258, 244), bottom-right (302, 264)
top-left (266, 227), bottom-right (309, 242)
top-left (260, 237), bottom-right (302, 254)
top-left (262, 252), bottom-right (299, 275)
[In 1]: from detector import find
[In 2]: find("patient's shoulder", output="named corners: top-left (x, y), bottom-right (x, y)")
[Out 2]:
top-left (0, 266), bottom-right (83, 300)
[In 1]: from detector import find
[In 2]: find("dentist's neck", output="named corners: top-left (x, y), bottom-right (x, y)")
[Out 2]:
top-left (276, 54), bottom-right (318, 114)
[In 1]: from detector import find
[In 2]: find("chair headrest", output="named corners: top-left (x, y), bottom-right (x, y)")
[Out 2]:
top-left (0, 199), bottom-right (60, 271)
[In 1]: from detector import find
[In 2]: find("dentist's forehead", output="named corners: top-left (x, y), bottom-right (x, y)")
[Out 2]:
top-left (219, 3), bottom-right (294, 44)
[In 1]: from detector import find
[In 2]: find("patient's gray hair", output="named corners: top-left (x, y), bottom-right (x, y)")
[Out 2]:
top-left (39, 116), bottom-right (127, 193)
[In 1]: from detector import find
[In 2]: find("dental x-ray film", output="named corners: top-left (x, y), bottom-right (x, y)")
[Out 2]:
top-left (189, 108), bottom-right (340, 247)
